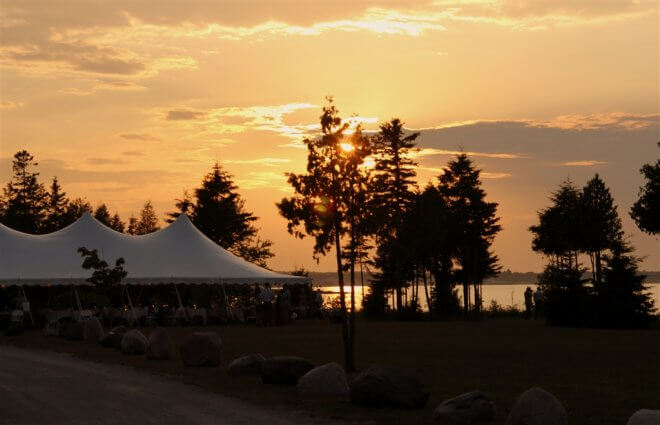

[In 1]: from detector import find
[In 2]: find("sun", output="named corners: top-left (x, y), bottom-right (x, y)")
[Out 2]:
top-left (340, 143), bottom-right (354, 152)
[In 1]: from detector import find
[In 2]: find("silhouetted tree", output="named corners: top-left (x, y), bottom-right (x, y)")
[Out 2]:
top-left (278, 98), bottom-right (367, 372)
top-left (2, 150), bottom-right (48, 233)
top-left (44, 176), bottom-right (69, 232)
top-left (78, 247), bottom-right (128, 305)
top-left (62, 198), bottom-right (93, 226)
top-left (370, 118), bottom-right (419, 311)
top-left (94, 204), bottom-right (113, 227)
top-left (127, 215), bottom-right (138, 235)
top-left (630, 159), bottom-right (659, 235)
top-left (134, 201), bottom-right (160, 235)
top-left (581, 175), bottom-right (623, 286)
top-left (109, 213), bottom-right (125, 233)
top-left (166, 165), bottom-right (274, 266)
top-left (438, 154), bottom-right (501, 317)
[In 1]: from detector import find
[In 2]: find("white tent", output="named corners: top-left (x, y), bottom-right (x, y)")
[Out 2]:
top-left (0, 213), bottom-right (308, 286)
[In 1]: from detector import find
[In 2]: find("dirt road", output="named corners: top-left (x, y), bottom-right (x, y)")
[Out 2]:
top-left (0, 346), bottom-right (326, 425)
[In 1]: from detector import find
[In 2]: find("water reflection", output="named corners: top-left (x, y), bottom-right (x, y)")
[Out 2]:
top-left (320, 283), bottom-right (660, 312)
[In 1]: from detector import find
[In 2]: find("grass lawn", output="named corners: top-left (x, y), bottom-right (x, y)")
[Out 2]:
top-left (1, 318), bottom-right (659, 424)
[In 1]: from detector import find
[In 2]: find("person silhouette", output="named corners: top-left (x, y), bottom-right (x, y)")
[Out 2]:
top-left (524, 287), bottom-right (534, 320)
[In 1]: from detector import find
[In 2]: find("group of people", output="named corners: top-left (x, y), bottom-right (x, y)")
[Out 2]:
top-left (255, 283), bottom-right (324, 326)
top-left (524, 286), bottom-right (544, 320)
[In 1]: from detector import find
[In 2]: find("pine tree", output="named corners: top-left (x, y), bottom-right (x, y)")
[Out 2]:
top-left (438, 154), bottom-right (501, 317)
top-left (109, 213), bottom-right (125, 233)
top-left (135, 201), bottom-right (160, 235)
top-left (370, 118), bottom-right (419, 311)
top-left (2, 150), bottom-right (48, 233)
top-left (44, 176), bottom-right (69, 232)
top-left (63, 198), bottom-right (93, 226)
top-left (127, 215), bottom-right (138, 235)
top-left (94, 204), bottom-right (113, 227)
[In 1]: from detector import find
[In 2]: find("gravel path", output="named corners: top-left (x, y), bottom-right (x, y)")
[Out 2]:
top-left (0, 346), bottom-right (328, 425)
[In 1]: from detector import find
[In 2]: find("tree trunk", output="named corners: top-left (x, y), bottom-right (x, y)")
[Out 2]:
top-left (595, 250), bottom-right (602, 287)
top-left (333, 222), bottom-right (353, 372)
top-left (423, 270), bottom-right (431, 319)
top-left (349, 259), bottom-right (356, 372)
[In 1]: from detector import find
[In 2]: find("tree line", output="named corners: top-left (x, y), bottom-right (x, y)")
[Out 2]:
top-left (0, 151), bottom-right (274, 266)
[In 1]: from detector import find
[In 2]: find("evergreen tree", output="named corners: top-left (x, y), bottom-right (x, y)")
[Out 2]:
top-left (94, 204), bottom-right (113, 227)
top-left (62, 198), bottom-right (93, 226)
top-left (127, 215), bottom-right (138, 235)
top-left (232, 237), bottom-right (274, 268)
top-left (2, 150), bottom-right (48, 233)
top-left (437, 154), bottom-right (501, 317)
top-left (109, 213), bottom-right (125, 233)
top-left (165, 190), bottom-right (193, 223)
top-left (630, 159), bottom-right (659, 235)
top-left (370, 118), bottom-right (419, 311)
top-left (135, 201), bottom-right (160, 235)
top-left (78, 246), bottom-right (128, 306)
top-left (581, 174), bottom-right (623, 286)
top-left (44, 176), bottom-right (69, 232)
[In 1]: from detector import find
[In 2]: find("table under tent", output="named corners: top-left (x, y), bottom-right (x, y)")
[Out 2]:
top-left (0, 212), bottom-right (310, 328)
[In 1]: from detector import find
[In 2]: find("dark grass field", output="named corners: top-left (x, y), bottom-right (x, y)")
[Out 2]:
top-left (2, 318), bottom-right (659, 424)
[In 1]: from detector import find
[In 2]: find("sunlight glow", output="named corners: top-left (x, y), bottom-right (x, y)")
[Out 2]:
top-left (340, 143), bottom-right (354, 152)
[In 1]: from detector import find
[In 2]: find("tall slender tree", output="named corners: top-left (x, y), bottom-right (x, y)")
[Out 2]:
top-left (94, 203), bottom-right (113, 227)
top-left (44, 176), bottom-right (69, 232)
top-left (278, 98), bottom-right (368, 372)
top-left (135, 201), bottom-right (160, 235)
top-left (109, 213), bottom-right (125, 233)
top-left (370, 118), bottom-right (419, 311)
top-left (2, 150), bottom-right (48, 233)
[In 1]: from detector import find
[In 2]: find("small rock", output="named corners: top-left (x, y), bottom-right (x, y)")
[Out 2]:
top-left (146, 328), bottom-right (175, 360)
top-left (227, 353), bottom-right (266, 376)
top-left (100, 325), bottom-right (127, 348)
top-left (120, 329), bottom-right (148, 355)
top-left (83, 317), bottom-right (104, 342)
top-left (433, 390), bottom-right (496, 424)
top-left (297, 362), bottom-right (349, 398)
top-left (505, 387), bottom-right (568, 425)
top-left (627, 410), bottom-right (660, 425)
top-left (180, 332), bottom-right (222, 367)
top-left (350, 364), bottom-right (429, 409)
top-left (261, 356), bottom-right (315, 385)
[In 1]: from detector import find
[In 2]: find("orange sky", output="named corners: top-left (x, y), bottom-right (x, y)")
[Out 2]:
top-left (1, 0), bottom-right (658, 272)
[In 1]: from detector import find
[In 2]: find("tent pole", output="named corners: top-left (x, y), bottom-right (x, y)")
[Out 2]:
top-left (73, 286), bottom-right (82, 311)
top-left (19, 285), bottom-right (35, 327)
top-left (222, 283), bottom-right (233, 321)
top-left (173, 283), bottom-right (188, 322)
top-left (124, 286), bottom-right (138, 326)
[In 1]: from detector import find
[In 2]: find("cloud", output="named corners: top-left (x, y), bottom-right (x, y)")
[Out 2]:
top-left (481, 172), bottom-right (512, 179)
top-left (122, 150), bottom-right (145, 157)
top-left (414, 148), bottom-right (522, 159)
top-left (236, 171), bottom-right (289, 190)
top-left (561, 160), bottom-right (608, 167)
top-left (165, 109), bottom-right (206, 121)
top-left (119, 133), bottom-right (161, 141)
top-left (0, 100), bottom-right (22, 109)
top-left (224, 157), bottom-right (291, 167)
top-left (86, 157), bottom-right (128, 165)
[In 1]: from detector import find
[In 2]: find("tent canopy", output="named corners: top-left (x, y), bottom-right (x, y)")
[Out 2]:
top-left (0, 213), bottom-right (309, 286)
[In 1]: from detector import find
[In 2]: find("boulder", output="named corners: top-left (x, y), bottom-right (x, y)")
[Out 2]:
top-left (83, 317), bottom-right (104, 342)
top-left (100, 325), bottom-right (128, 348)
top-left (350, 365), bottom-right (429, 409)
top-left (505, 387), bottom-right (568, 425)
top-left (627, 410), bottom-right (660, 425)
top-left (227, 353), bottom-right (266, 376)
top-left (120, 329), bottom-right (148, 355)
top-left (261, 356), bottom-right (315, 385)
top-left (297, 362), bottom-right (349, 398)
top-left (146, 328), bottom-right (175, 360)
top-left (43, 320), bottom-right (59, 336)
top-left (180, 332), bottom-right (222, 367)
top-left (433, 390), bottom-right (496, 425)
top-left (60, 322), bottom-right (84, 340)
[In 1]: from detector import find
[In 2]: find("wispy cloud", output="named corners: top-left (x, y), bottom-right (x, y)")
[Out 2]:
top-left (561, 160), bottom-right (608, 167)
top-left (165, 109), bottom-right (206, 121)
top-left (0, 100), bottom-right (23, 109)
top-left (86, 157), bottom-right (128, 165)
top-left (414, 148), bottom-right (521, 159)
top-left (224, 157), bottom-right (291, 167)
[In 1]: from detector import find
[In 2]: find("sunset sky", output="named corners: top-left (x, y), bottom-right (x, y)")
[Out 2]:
top-left (0, 0), bottom-right (658, 272)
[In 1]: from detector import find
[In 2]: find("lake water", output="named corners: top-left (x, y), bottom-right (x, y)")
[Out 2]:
top-left (319, 283), bottom-right (660, 311)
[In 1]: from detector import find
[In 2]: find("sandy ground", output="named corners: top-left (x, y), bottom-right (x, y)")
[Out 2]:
top-left (0, 346), bottom-right (331, 425)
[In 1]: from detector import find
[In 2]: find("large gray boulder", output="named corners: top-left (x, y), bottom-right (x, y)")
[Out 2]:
top-left (297, 362), bottom-right (349, 398)
top-left (260, 356), bottom-right (315, 385)
top-left (505, 387), bottom-right (568, 425)
top-left (100, 325), bottom-right (128, 348)
top-left (83, 318), bottom-right (104, 342)
top-left (180, 332), bottom-right (222, 367)
top-left (227, 353), bottom-right (266, 376)
top-left (627, 410), bottom-right (660, 425)
top-left (433, 390), bottom-right (496, 425)
top-left (350, 365), bottom-right (429, 409)
top-left (146, 328), bottom-right (175, 360)
top-left (120, 329), bottom-right (148, 355)
top-left (60, 322), bottom-right (84, 340)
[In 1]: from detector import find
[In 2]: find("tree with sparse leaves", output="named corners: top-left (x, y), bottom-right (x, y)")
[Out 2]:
top-left (134, 201), bottom-right (160, 235)
top-left (94, 204), bottom-right (113, 227)
top-left (2, 150), bottom-right (48, 233)
top-left (78, 246), bottom-right (128, 304)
